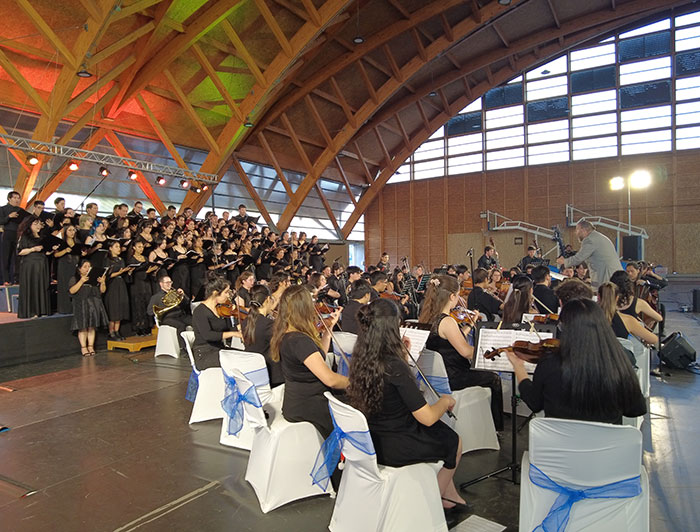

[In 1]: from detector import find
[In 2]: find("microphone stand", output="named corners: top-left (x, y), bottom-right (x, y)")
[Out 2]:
top-left (466, 248), bottom-right (474, 280)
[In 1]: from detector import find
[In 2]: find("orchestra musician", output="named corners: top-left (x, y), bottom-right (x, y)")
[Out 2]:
top-left (518, 245), bottom-right (540, 271)
top-left (531, 265), bottom-right (559, 315)
top-left (419, 274), bottom-right (504, 431)
top-left (505, 299), bottom-right (646, 424)
top-left (574, 262), bottom-right (591, 284)
top-left (376, 252), bottom-right (390, 273)
top-left (501, 275), bottom-right (537, 324)
top-left (147, 275), bottom-right (192, 343)
top-left (597, 282), bottom-right (658, 347)
top-left (234, 271), bottom-right (255, 308)
top-left (242, 284), bottom-right (283, 387)
top-left (466, 268), bottom-right (503, 321)
top-left (610, 271), bottom-right (663, 334)
top-left (626, 261), bottom-right (666, 334)
top-left (348, 298), bottom-right (466, 511)
top-left (477, 246), bottom-right (498, 270)
top-left (340, 279), bottom-right (371, 335)
top-left (556, 220), bottom-right (621, 287)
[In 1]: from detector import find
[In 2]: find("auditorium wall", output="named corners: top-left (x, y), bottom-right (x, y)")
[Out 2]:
top-left (364, 150), bottom-right (700, 274)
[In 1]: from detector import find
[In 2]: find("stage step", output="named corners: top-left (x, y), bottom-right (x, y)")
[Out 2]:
top-left (107, 329), bottom-right (157, 353)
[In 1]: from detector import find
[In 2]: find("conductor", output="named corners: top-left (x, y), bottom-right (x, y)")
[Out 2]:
top-left (556, 220), bottom-right (621, 288)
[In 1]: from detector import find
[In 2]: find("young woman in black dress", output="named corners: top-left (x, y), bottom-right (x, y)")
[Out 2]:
top-left (269, 284), bottom-right (348, 437)
top-left (69, 260), bottom-right (108, 356)
top-left (128, 240), bottom-right (159, 336)
top-left (103, 240), bottom-right (132, 340)
top-left (506, 298), bottom-right (646, 424)
top-left (169, 232), bottom-right (191, 298)
top-left (348, 298), bottom-right (465, 510)
top-left (191, 274), bottom-right (241, 370)
top-left (242, 284), bottom-right (283, 387)
top-left (419, 274), bottom-right (504, 431)
top-left (17, 216), bottom-right (53, 319)
top-left (54, 224), bottom-right (82, 314)
top-left (189, 236), bottom-right (207, 301)
top-left (235, 271), bottom-right (255, 309)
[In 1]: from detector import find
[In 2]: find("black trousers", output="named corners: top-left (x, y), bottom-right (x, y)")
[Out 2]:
top-left (0, 230), bottom-right (17, 284)
top-left (162, 314), bottom-right (192, 347)
top-left (450, 369), bottom-right (504, 431)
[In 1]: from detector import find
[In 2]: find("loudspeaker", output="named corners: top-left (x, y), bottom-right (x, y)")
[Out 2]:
top-left (622, 235), bottom-right (643, 261)
top-left (659, 332), bottom-right (696, 369)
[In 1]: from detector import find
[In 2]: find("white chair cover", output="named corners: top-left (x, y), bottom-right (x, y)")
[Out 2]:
top-left (417, 349), bottom-right (499, 453)
top-left (153, 315), bottom-right (180, 358)
top-left (240, 369), bottom-right (332, 513)
top-left (520, 418), bottom-right (649, 532)
top-left (181, 331), bottom-right (225, 424)
top-left (618, 338), bottom-right (646, 429)
top-left (325, 393), bottom-right (447, 532)
top-left (628, 337), bottom-right (650, 398)
top-left (332, 332), bottom-right (357, 376)
top-left (218, 350), bottom-right (284, 450)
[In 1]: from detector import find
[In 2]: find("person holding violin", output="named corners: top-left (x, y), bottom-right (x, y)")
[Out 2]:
top-left (505, 298), bottom-right (646, 424)
top-left (191, 274), bottom-right (242, 370)
top-left (242, 284), bottom-right (283, 387)
top-left (610, 271), bottom-right (662, 328)
top-left (348, 298), bottom-right (466, 511)
top-left (531, 266), bottom-right (559, 316)
top-left (518, 245), bottom-right (540, 271)
top-left (502, 275), bottom-right (537, 324)
top-left (466, 268), bottom-right (503, 321)
top-left (340, 279), bottom-right (372, 335)
top-left (419, 274), bottom-right (504, 431)
top-left (270, 284), bottom-right (348, 438)
top-left (598, 282), bottom-right (658, 347)
top-left (234, 271), bottom-right (255, 309)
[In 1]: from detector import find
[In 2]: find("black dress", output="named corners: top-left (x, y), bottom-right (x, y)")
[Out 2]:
top-left (243, 315), bottom-right (283, 387)
top-left (56, 244), bottom-right (80, 314)
top-left (426, 313), bottom-right (504, 431)
top-left (169, 247), bottom-right (191, 298)
top-left (280, 332), bottom-right (332, 437)
top-left (69, 277), bottom-right (109, 331)
top-left (17, 235), bottom-right (51, 319)
top-left (129, 258), bottom-right (152, 332)
top-left (102, 255), bottom-right (130, 321)
top-left (192, 304), bottom-right (230, 370)
top-left (367, 357), bottom-right (459, 469)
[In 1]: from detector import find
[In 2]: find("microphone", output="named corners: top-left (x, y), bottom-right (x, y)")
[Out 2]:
top-left (466, 248), bottom-right (474, 257)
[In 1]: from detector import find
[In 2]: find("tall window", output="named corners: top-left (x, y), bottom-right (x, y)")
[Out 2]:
top-left (389, 9), bottom-right (700, 183)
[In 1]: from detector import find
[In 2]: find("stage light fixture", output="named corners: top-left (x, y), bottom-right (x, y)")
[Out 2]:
top-left (609, 176), bottom-right (625, 191)
top-left (76, 64), bottom-right (93, 78)
top-left (353, 36), bottom-right (364, 44)
top-left (193, 185), bottom-right (202, 194)
top-left (428, 90), bottom-right (437, 97)
top-left (180, 179), bottom-right (190, 189)
top-left (128, 170), bottom-right (138, 180)
top-left (498, 0), bottom-right (512, 5)
top-left (155, 176), bottom-right (166, 186)
top-left (27, 155), bottom-right (39, 165)
top-left (99, 166), bottom-right (110, 177)
top-left (201, 184), bottom-right (209, 191)
top-left (244, 120), bottom-right (254, 128)
top-left (69, 162), bottom-right (79, 171)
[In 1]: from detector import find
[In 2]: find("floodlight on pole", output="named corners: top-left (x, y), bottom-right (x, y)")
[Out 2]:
top-left (609, 176), bottom-right (625, 191)
top-left (630, 169), bottom-right (651, 189)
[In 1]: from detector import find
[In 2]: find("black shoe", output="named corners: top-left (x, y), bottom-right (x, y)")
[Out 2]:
top-left (116, 333), bottom-right (125, 340)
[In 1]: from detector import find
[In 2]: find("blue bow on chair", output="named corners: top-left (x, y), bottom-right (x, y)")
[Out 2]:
top-left (220, 372), bottom-right (262, 436)
top-left (310, 409), bottom-right (375, 490)
top-left (416, 372), bottom-right (452, 395)
top-left (529, 463), bottom-right (642, 532)
top-left (185, 370), bottom-right (199, 402)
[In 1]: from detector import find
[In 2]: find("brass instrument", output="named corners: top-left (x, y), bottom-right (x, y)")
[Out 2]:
top-left (153, 289), bottom-right (184, 320)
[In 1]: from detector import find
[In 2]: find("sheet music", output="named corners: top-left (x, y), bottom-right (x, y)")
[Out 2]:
top-left (399, 327), bottom-right (430, 362)
top-left (449, 515), bottom-right (506, 532)
top-left (475, 328), bottom-right (553, 374)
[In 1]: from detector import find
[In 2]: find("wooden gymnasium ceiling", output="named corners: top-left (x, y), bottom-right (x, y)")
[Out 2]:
top-left (0, 0), bottom-right (692, 236)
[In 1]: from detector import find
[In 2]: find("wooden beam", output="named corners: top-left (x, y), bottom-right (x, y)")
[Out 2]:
top-left (300, 0), bottom-right (322, 26)
top-left (470, 0), bottom-right (482, 23)
top-left (220, 19), bottom-right (267, 88)
top-left (86, 22), bottom-right (155, 67)
top-left (546, 0), bottom-right (561, 28)
top-left (411, 28), bottom-right (427, 62)
top-left (315, 182), bottom-right (342, 237)
top-left (78, 0), bottom-right (103, 21)
top-left (352, 141), bottom-right (374, 185)
top-left (255, 0), bottom-right (293, 56)
top-left (0, 49), bottom-right (50, 115)
top-left (136, 93), bottom-right (188, 169)
top-left (258, 131), bottom-right (295, 200)
top-left (493, 24), bottom-right (510, 47)
top-left (334, 157), bottom-right (357, 207)
top-left (373, 128), bottom-right (392, 168)
top-left (66, 54), bottom-right (137, 115)
top-left (190, 43), bottom-right (244, 122)
top-left (383, 44), bottom-right (403, 82)
top-left (440, 14), bottom-right (454, 42)
top-left (305, 94), bottom-right (334, 148)
top-left (57, 85), bottom-right (119, 146)
top-left (330, 76), bottom-right (356, 128)
top-left (356, 61), bottom-right (378, 105)
top-left (437, 88), bottom-right (451, 115)
top-left (104, 130), bottom-right (166, 214)
top-left (0, 123), bottom-right (30, 172)
top-left (15, 0), bottom-right (77, 68)
top-left (271, 0), bottom-right (309, 22)
top-left (111, 0), bottom-right (164, 22)
top-left (231, 155), bottom-right (277, 230)
top-left (395, 114), bottom-right (410, 150)
top-left (281, 113), bottom-right (314, 173)
top-left (416, 101), bottom-right (431, 131)
top-left (163, 69), bottom-right (220, 155)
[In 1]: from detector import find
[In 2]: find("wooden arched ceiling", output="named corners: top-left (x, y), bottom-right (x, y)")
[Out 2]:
top-left (0, 0), bottom-right (691, 233)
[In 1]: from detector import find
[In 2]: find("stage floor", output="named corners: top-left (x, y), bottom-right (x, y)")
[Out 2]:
top-left (0, 281), bottom-right (698, 532)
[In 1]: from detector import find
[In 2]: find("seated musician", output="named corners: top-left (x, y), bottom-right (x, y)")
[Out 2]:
top-left (242, 284), bottom-right (283, 387)
top-left (191, 274), bottom-right (241, 370)
top-left (376, 252), bottom-right (390, 273)
top-left (270, 284), bottom-right (348, 437)
top-left (531, 266), bottom-right (559, 315)
top-left (348, 298), bottom-right (466, 510)
top-left (574, 262), bottom-right (591, 284)
top-left (597, 282), bottom-right (658, 346)
top-left (553, 277), bottom-right (594, 306)
top-left (610, 271), bottom-right (662, 328)
top-left (340, 279), bottom-right (371, 335)
top-left (477, 246), bottom-right (498, 270)
top-left (419, 274), bottom-right (504, 431)
top-left (506, 299), bottom-right (646, 424)
top-left (454, 264), bottom-right (470, 285)
top-left (234, 271), bottom-right (255, 309)
top-left (502, 275), bottom-right (537, 324)
top-left (518, 245), bottom-right (540, 271)
top-left (368, 270), bottom-right (388, 301)
top-left (626, 261), bottom-right (666, 334)
top-left (309, 271), bottom-right (340, 306)
top-left (148, 275), bottom-right (192, 345)
top-left (466, 268), bottom-right (503, 321)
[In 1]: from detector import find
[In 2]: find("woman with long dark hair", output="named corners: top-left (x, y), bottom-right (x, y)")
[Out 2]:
top-left (103, 240), bottom-right (132, 340)
top-left (270, 284), bottom-right (348, 437)
top-left (69, 260), bottom-right (108, 355)
top-left (501, 274), bottom-right (536, 323)
top-left (242, 284), bottom-right (283, 386)
top-left (169, 231), bottom-right (191, 298)
top-left (348, 298), bottom-right (465, 509)
top-left (17, 216), bottom-right (52, 318)
top-left (54, 224), bottom-right (81, 314)
top-left (506, 298), bottom-right (646, 424)
top-left (128, 240), bottom-right (158, 336)
top-left (610, 270), bottom-right (662, 325)
top-left (598, 282), bottom-right (658, 345)
top-left (419, 274), bottom-right (504, 431)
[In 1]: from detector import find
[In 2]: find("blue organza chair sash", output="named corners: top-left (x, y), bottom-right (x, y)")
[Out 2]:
top-left (310, 409), bottom-right (375, 490)
top-left (220, 372), bottom-right (262, 436)
top-left (244, 367), bottom-right (270, 387)
top-left (332, 344), bottom-right (351, 377)
top-left (529, 463), bottom-right (642, 532)
top-left (185, 370), bottom-right (199, 402)
top-left (416, 372), bottom-right (452, 396)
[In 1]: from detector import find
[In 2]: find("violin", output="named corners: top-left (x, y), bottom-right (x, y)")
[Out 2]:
top-left (380, 291), bottom-right (402, 302)
top-left (484, 338), bottom-right (560, 364)
top-left (216, 301), bottom-right (249, 320)
top-left (314, 316), bottom-right (336, 333)
top-left (315, 301), bottom-right (338, 315)
top-left (531, 313), bottom-right (559, 324)
top-left (459, 279), bottom-right (474, 298)
top-left (450, 306), bottom-right (479, 327)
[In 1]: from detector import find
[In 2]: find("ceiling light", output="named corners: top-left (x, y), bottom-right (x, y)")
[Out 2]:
top-left (243, 120), bottom-right (254, 128)
top-left (193, 186), bottom-right (202, 194)
top-left (180, 179), bottom-right (190, 189)
top-left (128, 170), bottom-right (138, 180)
top-left (353, 36), bottom-right (364, 44)
top-left (201, 184), bottom-right (209, 191)
top-left (69, 162), bottom-right (79, 171)
top-left (630, 169), bottom-right (651, 189)
top-left (99, 166), bottom-right (110, 177)
top-left (155, 176), bottom-right (166, 186)
top-left (541, 69), bottom-right (551, 75)
top-left (498, 0), bottom-right (512, 5)
top-left (27, 155), bottom-right (39, 166)
top-left (76, 65), bottom-right (92, 78)
top-left (609, 176), bottom-right (625, 191)
top-left (428, 90), bottom-right (437, 97)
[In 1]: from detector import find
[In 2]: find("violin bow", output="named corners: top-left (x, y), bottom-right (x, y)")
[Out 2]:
top-left (531, 294), bottom-right (555, 315)
top-left (313, 304), bottom-right (351, 368)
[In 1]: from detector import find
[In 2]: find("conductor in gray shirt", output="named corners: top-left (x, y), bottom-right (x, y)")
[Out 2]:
top-left (556, 220), bottom-right (621, 288)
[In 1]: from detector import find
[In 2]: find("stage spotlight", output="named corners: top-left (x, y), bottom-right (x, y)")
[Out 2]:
top-left (155, 176), bottom-right (166, 186)
top-left (244, 120), bottom-right (254, 128)
top-left (180, 179), bottom-right (190, 189)
top-left (76, 64), bottom-right (93, 78)
top-left (201, 183), bottom-right (209, 192)
top-left (193, 185), bottom-right (202, 194)
top-left (69, 162), bottom-right (79, 171)
top-left (28, 155), bottom-right (39, 166)
top-left (99, 166), bottom-right (110, 177)
top-left (128, 170), bottom-right (138, 180)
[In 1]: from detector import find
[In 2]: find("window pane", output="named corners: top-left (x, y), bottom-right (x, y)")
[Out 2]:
top-left (528, 142), bottom-right (570, 165)
top-left (447, 132), bottom-right (483, 156)
top-left (676, 12), bottom-right (700, 27)
top-left (486, 148), bottom-right (525, 170)
top-left (458, 98), bottom-right (482, 114)
top-left (486, 126), bottom-right (524, 150)
top-left (676, 101), bottom-right (700, 125)
top-left (620, 105), bottom-right (671, 131)
top-left (413, 159), bottom-right (444, 180)
top-left (570, 44), bottom-right (616, 71)
top-left (572, 113), bottom-right (617, 138)
top-left (676, 125), bottom-right (700, 150)
top-left (527, 97), bottom-right (569, 122)
top-left (413, 139), bottom-right (444, 161)
top-left (528, 119), bottom-right (569, 144)
top-left (484, 83), bottom-right (523, 109)
top-left (619, 19), bottom-right (670, 39)
top-left (526, 56), bottom-right (568, 80)
top-left (619, 57), bottom-right (671, 85)
top-left (573, 136), bottom-right (618, 160)
top-left (526, 75), bottom-right (568, 100)
top-left (676, 75), bottom-right (700, 100)
top-left (571, 65), bottom-right (616, 94)
top-left (621, 130), bottom-right (672, 155)
top-left (675, 26), bottom-right (700, 52)
top-left (619, 80), bottom-right (671, 108)
top-left (447, 112), bottom-right (482, 136)
top-left (571, 90), bottom-right (617, 115)
top-left (676, 50), bottom-right (700, 76)
top-left (429, 126), bottom-right (444, 140)
top-left (618, 32), bottom-right (671, 62)
top-left (388, 164), bottom-right (410, 183)
top-left (485, 105), bottom-right (524, 129)
top-left (448, 153), bottom-right (483, 175)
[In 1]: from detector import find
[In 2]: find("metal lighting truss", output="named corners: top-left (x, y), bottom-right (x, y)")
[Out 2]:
top-left (482, 210), bottom-right (560, 258)
top-left (0, 133), bottom-right (220, 183)
top-left (565, 204), bottom-right (648, 239)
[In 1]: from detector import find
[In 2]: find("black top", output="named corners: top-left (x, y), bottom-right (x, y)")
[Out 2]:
top-left (467, 286), bottom-right (501, 320)
top-left (369, 287), bottom-right (380, 302)
top-left (244, 315), bottom-right (283, 387)
top-left (477, 254), bottom-right (497, 270)
top-left (611, 312), bottom-right (629, 338)
top-left (533, 284), bottom-right (559, 315)
top-left (425, 314), bottom-right (471, 389)
top-left (518, 354), bottom-right (647, 424)
top-left (619, 295), bottom-right (639, 318)
top-left (340, 299), bottom-right (363, 335)
top-left (238, 287), bottom-right (251, 307)
top-left (0, 205), bottom-right (21, 232)
top-left (192, 304), bottom-right (230, 349)
top-left (368, 356), bottom-right (426, 432)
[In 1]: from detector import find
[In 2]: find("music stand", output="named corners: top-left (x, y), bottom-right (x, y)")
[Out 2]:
top-left (459, 321), bottom-right (556, 489)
